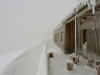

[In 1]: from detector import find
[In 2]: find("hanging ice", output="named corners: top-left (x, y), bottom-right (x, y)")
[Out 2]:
top-left (80, 0), bottom-right (96, 14)
top-left (90, 0), bottom-right (96, 14)
top-left (81, 0), bottom-right (88, 5)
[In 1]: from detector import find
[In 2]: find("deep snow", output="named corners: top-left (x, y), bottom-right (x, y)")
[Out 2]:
top-left (48, 49), bottom-right (97, 75)
top-left (0, 40), bottom-right (98, 75)
top-left (0, 49), bottom-right (25, 74)
top-left (36, 43), bottom-right (48, 75)
top-left (0, 40), bottom-right (47, 75)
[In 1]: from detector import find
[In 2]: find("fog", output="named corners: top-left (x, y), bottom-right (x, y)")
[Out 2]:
top-left (0, 0), bottom-right (78, 55)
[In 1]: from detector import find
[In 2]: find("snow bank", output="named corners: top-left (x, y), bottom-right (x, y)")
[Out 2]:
top-left (0, 50), bottom-right (25, 74)
top-left (0, 40), bottom-right (46, 75)
top-left (49, 51), bottom-right (97, 75)
top-left (36, 42), bottom-right (48, 75)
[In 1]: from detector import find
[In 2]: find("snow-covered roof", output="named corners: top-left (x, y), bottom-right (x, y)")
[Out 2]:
top-left (53, 0), bottom-right (99, 32)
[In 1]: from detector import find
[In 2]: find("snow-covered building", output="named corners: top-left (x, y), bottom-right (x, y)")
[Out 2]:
top-left (53, 0), bottom-right (100, 60)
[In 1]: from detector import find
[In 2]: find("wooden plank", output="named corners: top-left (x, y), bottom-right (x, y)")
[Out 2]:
top-left (95, 13), bottom-right (100, 59)
top-left (68, 24), bottom-right (70, 54)
top-left (72, 22), bottom-right (75, 53)
top-left (70, 23), bottom-right (72, 53)
top-left (75, 17), bottom-right (80, 62)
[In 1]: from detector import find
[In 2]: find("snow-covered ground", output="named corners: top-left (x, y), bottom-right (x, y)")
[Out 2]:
top-left (0, 40), bottom-right (48, 75)
top-left (0, 49), bottom-right (25, 74)
top-left (0, 39), bottom-right (97, 75)
top-left (48, 49), bottom-right (97, 75)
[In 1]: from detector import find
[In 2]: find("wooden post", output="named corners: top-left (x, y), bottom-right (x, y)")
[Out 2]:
top-left (66, 60), bottom-right (74, 71)
top-left (73, 56), bottom-right (78, 64)
top-left (70, 55), bottom-right (78, 64)
top-left (97, 65), bottom-right (100, 75)
top-left (75, 17), bottom-right (80, 63)
top-left (95, 60), bottom-right (100, 70)
top-left (87, 58), bottom-right (93, 67)
top-left (49, 52), bottom-right (54, 58)
top-left (75, 17), bottom-right (77, 56)
top-left (95, 13), bottom-right (100, 59)
top-left (94, 26), bottom-right (99, 59)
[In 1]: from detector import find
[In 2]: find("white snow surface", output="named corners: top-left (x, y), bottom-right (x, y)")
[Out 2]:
top-left (0, 49), bottom-right (25, 74)
top-left (0, 39), bottom-right (60, 75)
top-left (0, 39), bottom-right (97, 75)
top-left (36, 43), bottom-right (48, 75)
top-left (66, 60), bottom-right (74, 63)
top-left (0, 40), bottom-right (47, 75)
top-left (49, 48), bottom-right (97, 75)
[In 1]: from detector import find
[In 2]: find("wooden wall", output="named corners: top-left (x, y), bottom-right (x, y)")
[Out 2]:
top-left (64, 21), bottom-right (75, 54)
top-left (53, 21), bottom-right (75, 54)
top-left (53, 6), bottom-right (100, 59)
top-left (53, 24), bottom-right (65, 52)
top-left (78, 13), bottom-right (100, 60)
top-left (95, 13), bottom-right (100, 59)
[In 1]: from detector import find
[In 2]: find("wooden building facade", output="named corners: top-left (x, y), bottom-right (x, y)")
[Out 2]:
top-left (53, 0), bottom-right (100, 60)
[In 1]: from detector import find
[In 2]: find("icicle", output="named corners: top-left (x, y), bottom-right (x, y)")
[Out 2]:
top-left (82, 0), bottom-right (88, 5)
top-left (90, 0), bottom-right (96, 5)
top-left (80, 0), bottom-right (96, 14)
top-left (92, 5), bottom-right (95, 14)
top-left (90, 0), bottom-right (96, 14)
top-left (76, 5), bottom-right (78, 11)
top-left (87, 0), bottom-right (90, 9)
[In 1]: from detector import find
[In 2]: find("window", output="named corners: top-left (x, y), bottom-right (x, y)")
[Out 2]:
top-left (83, 29), bottom-right (87, 44)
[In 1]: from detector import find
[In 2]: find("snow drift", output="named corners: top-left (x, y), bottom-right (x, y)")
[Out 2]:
top-left (36, 43), bottom-right (48, 75)
top-left (0, 40), bottom-right (47, 75)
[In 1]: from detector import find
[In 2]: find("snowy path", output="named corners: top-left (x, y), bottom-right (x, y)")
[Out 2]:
top-left (0, 40), bottom-right (98, 75)
top-left (0, 40), bottom-right (60, 75)
top-left (48, 49), bottom-right (97, 75)
top-left (0, 50), bottom-right (25, 74)
top-left (0, 40), bottom-right (46, 75)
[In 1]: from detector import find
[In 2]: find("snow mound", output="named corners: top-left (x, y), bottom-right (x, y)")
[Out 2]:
top-left (36, 43), bottom-right (48, 75)
top-left (0, 40), bottom-right (47, 75)
top-left (67, 60), bottom-right (74, 64)
top-left (0, 49), bottom-right (25, 74)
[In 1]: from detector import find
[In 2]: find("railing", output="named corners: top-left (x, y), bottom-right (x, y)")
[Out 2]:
top-left (36, 42), bottom-right (48, 75)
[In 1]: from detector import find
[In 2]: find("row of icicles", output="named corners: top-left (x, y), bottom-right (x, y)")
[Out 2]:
top-left (78, 0), bottom-right (96, 14)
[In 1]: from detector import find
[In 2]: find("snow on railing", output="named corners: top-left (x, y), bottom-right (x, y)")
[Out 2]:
top-left (78, 0), bottom-right (96, 14)
top-left (36, 42), bottom-right (48, 75)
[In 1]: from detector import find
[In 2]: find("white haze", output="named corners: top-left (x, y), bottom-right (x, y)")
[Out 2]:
top-left (0, 0), bottom-right (78, 55)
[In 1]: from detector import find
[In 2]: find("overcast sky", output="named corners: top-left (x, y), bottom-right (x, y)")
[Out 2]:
top-left (0, 0), bottom-right (78, 55)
